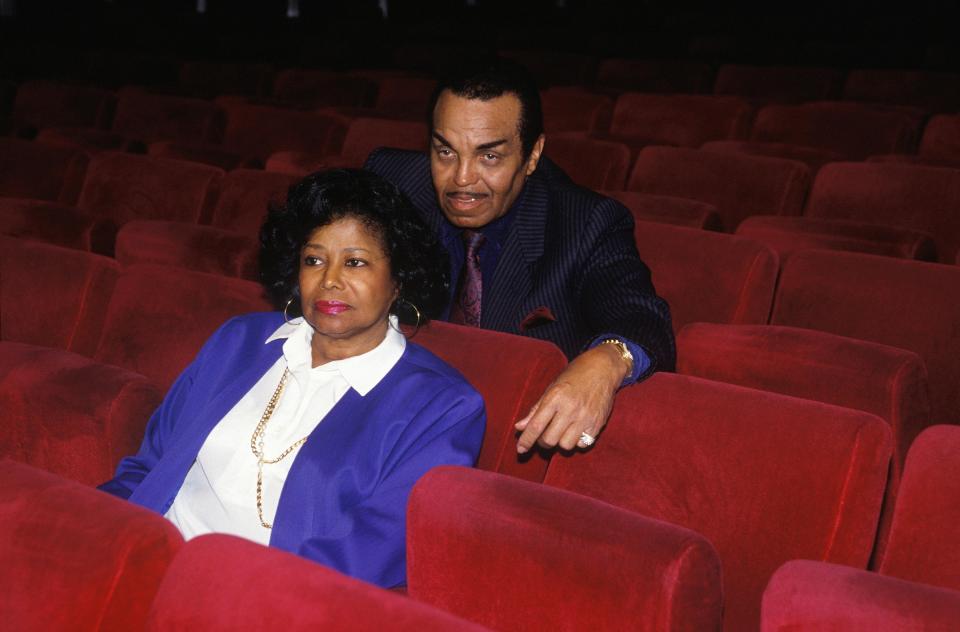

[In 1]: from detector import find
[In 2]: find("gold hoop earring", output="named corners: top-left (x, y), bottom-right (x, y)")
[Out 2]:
top-left (283, 297), bottom-right (297, 324)
top-left (395, 298), bottom-right (422, 337)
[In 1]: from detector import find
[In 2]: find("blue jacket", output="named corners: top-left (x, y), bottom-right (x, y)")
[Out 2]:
top-left (99, 312), bottom-right (486, 588)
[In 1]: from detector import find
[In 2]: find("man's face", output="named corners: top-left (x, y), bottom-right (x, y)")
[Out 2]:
top-left (430, 90), bottom-right (545, 228)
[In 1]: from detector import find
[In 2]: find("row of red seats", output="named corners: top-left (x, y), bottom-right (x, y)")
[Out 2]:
top-left (3, 376), bottom-right (958, 629)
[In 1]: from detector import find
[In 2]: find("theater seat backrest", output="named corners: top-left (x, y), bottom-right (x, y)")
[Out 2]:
top-left (610, 94), bottom-right (753, 148)
top-left (1, 237), bottom-right (119, 356)
top-left (805, 162), bottom-right (960, 263)
top-left (209, 168), bottom-right (298, 237)
top-left (110, 92), bottom-right (225, 144)
top-left (77, 152), bottom-right (223, 227)
top-left (272, 70), bottom-right (377, 107)
top-left (544, 372), bottom-right (892, 631)
top-left (919, 114), bottom-right (960, 161)
top-left (771, 250), bottom-right (960, 427)
top-left (0, 461), bottom-right (183, 630)
top-left (540, 88), bottom-right (613, 133)
top-left (634, 221), bottom-right (778, 332)
top-left (410, 320), bottom-right (567, 482)
top-left (220, 104), bottom-right (348, 160)
top-left (713, 64), bottom-right (843, 103)
top-left (93, 264), bottom-right (273, 389)
top-left (627, 146), bottom-right (810, 229)
top-left (842, 69), bottom-right (960, 113)
top-left (0, 137), bottom-right (89, 204)
top-left (339, 118), bottom-right (429, 164)
top-left (12, 80), bottom-right (115, 131)
top-left (146, 534), bottom-right (482, 631)
top-left (545, 133), bottom-right (631, 190)
top-left (373, 76), bottom-right (436, 116)
top-left (879, 425), bottom-right (960, 591)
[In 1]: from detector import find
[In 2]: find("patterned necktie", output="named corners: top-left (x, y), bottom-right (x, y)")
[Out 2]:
top-left (449, 230), bottom-right (486, 327)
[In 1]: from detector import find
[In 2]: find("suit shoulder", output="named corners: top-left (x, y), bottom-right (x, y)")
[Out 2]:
top-left (538, 157), bottom-right (630, 220)
top-left (365, 148), bottom-right (430, 182)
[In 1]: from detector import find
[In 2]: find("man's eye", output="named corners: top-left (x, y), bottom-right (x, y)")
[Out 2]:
top-left (435, 146), bottom-right (453, 158)
top-left (482, 153), bottom-right (500, 162)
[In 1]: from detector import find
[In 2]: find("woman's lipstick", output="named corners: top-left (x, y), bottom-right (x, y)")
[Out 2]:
top-left (314, 300), bottom-right (351, 315)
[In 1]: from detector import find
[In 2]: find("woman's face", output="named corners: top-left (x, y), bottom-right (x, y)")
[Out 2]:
top-left (298, 217), bottom-right (398, 351)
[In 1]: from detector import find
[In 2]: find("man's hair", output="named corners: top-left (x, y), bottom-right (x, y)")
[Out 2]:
top-left (428, 57), bottom-right (544, 158)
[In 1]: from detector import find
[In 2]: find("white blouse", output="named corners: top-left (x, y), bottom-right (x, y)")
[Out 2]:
top-left (165, 316), bottom-right (406, 545)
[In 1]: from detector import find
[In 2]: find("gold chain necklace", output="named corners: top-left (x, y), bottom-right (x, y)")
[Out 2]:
top-left (250, 368), bottom-right (309, 529)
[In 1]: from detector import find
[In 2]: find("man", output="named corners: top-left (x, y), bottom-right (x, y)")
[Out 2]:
top-left (365, 57), bottom-right (674, 454)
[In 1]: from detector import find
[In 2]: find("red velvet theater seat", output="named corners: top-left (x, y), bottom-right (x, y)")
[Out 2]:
top-left (749, 102), bottom-right (922, 160)
top-left (0, 342), bottom-right (162, 485)
top-left (177, 60), bottom-right (274, 99)
top-left (713, 64), bottom-right (844, 104)
top-left (607, 94), bottom-right (753, 151)
top-left (842, 69), bottom-right (960, 112)
top-left (634, 221), bottom-right (778, 332)
top-left (772, 250), bottom-right (960, 427)
top-left (76, 152), bottom-right (223, 236)
top-left (409, 320), bottom-right (567, 482)
top-left (41, 92), bottom-right (226, 154)
top-left (762, 560), bottom-right (960, 631)
top-left (92, 264), bottom-right (273, 390)
top-left (370, 75), bottom-right (436, 119)
top-left (407, 466), bottom-right (722, 631)
top-left (595, 58), bottom-right (715, 94)
top-left (918, 113), bottom-right (960, 161)
top-left (540, 87), bottom-right (613, 133)
top-left (208, 168), bottom-right (297, 237)
top-left (544, 372), bottom-right (892, 631)
top-left (544, 133), bottom-right (631, 190)
top-left (0, 461), bottom-right (182, 629)
top-left (146, 534), bottom-right (484, 631)
top-left (11, 80), bottom-right (115, 136)
top-left (0, 137), bottom-right (89, 204)
top-left (1, 237), bottom-right (119, 356)
top-left (736, 216), bottom-right (938, 261)
top-left (0, 198), bottom-right (103, 251)
top-left (271, 69), bottom-right (377, 108)
top-left (627, 146), bottom-right (811, 230)
top-left (265, 117), bottom-right (428, 174)
top-left (700, 140), bottom-right (843, 176)
top-left (151, 105), bottom-right (348, 170)
top-left (115, 221), bottom-right (259, 280)
top-left (602, 190), bottom-right (722, 230)
top-left (762, 425), bottom-right (960, 630)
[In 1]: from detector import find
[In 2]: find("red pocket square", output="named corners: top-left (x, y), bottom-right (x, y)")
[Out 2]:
top-left (520, 306), bottom-right (557, 332)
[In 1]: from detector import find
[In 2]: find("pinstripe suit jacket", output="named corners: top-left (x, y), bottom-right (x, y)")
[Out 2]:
top-left (365, 148), bottom-right (676, 375)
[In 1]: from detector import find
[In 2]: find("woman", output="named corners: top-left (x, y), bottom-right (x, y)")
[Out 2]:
top-left (99, 169), bottom-right (486, 589)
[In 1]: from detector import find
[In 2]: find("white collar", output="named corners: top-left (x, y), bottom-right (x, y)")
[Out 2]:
top-left (265, 315), bottom-right (406, 396)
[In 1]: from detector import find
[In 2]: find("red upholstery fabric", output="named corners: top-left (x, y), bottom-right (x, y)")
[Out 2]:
top-left (115, 221), bottom-right (259, 279)
top-left (545, 133), bottom-right (631, 190)
top-left (544, 372), bottom-right (892, 631)
top-left (1, 236), bottom-right (119, 355)
top-left (272, 69), bottom-right (377, 107)
top-left (77, 152), bottom-right (223, 229)
top-left (177, 61), bottom-right (274, 99)
top-left (842, 69), bottom-right (960, 112)
top-left (608, 94), bottom-right (753, 149)
top-left (0, 460), bottom-right (182, 629)
top-left (208, 168), bottom-right (297, 236)
top-left (634, 221), bottom-right (778, 332)
top-left (93, 264), bottom-right (272, 389)
top-left (217, 104), bottom-right (348, 161)
top-left (700, 140), bottom-right (843, 175)
top-left (11, 80), bottom-right (115, 133)
top-left (0, 198), bottom-right (101, 251)
top-left (110, 92), bottom-right (226, 144)
top-left (879, 426), bottom-right (960, 591)
top-left (627, 146), bottom-right (811, 230)
top-left (736, 216), bottom-right (938, 261)
top-left (0, 137), bottom-right (89, 203)
top-left (713, 65), bottom-right (843, 103)
top-left (540, 87), bottom-right (613, 133)
top-left (372, 75), bottom-right (436, 118)
top-left (36, 126), bottom-right (130, 154)
top-left (749, 102), bottom-right (922, 160)
top-left (407, 466), bottom-right (723, 631)
top-left (595, 59), bottom-right (715, 94)
top-left (408, 320), bottom-right (567, 482)
top-left (867, 153), bottom-right (960, 170)
top-left (602, 190), bottom-right (722, 230)
top-left (804, 161), bottom-right (960, 263)
top-left (771, 250), bottom-right (960, 427)
top-left (147, 534), bottom-right (484, 631)
top-left (0, 342), bottom-right (161, 485)
top-left (918, 113), bottom-right (960, 160)
top-left (761, 560), bottom-right (960, 631)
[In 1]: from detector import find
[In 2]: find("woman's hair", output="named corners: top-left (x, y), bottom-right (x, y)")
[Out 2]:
top-left (259, 169), bottom-right (450, 324)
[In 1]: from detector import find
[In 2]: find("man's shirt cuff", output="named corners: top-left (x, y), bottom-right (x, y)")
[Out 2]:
top-left (588, 334), bottom-right (652, 387)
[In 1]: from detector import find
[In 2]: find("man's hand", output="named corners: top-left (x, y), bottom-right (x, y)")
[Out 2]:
top-left (514, 344), bottom-right (630, 453)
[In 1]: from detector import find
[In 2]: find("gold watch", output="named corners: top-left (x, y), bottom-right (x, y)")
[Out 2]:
top-left (599, 338), bottom-right (634, 375)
